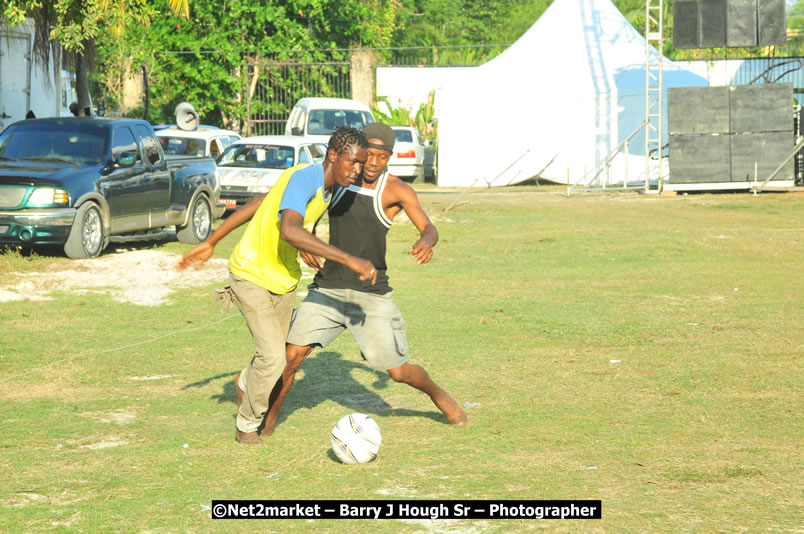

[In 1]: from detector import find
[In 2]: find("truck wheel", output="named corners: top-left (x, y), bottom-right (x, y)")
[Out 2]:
top-left (177, 194), bottom-right (212, 244)
top-left (64, 202), bottom-right (105, 259)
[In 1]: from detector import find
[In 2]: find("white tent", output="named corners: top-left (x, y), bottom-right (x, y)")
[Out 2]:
top-left (436, 0), bottom-right (708, 187)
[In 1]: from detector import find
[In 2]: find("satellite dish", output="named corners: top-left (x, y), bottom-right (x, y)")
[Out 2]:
top-left (175, 102), bottom-right (199, 131)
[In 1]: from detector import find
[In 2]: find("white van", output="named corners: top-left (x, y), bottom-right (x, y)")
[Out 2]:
top-left (285, 97), bottom-right (375, 144)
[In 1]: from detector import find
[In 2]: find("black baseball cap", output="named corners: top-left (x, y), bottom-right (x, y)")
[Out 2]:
top-left (363, 123), bottom-right (395, 152)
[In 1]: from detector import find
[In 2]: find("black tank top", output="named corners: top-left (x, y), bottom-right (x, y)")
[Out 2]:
top-left (314, 170), bottom-right (392, 294)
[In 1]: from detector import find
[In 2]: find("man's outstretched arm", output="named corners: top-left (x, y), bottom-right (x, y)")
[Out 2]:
top-left (176, 193), bottom-right (267, 271)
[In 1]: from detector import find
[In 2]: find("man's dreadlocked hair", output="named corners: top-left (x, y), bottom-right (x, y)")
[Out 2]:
top-left (328, 126), bottom-right (368, 155)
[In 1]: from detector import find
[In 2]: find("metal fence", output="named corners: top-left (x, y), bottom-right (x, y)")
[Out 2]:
top-left (246, 59), bottom-right (351, 136)
top-left (732, 57), bottom-right (804, 87)
top-left (681, 56), bottom-right (804, 93)
top-left (245, 45), bottom-right (508, 135)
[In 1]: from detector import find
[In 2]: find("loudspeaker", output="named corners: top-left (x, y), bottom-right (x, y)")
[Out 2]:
top-left (669, 134), bottom-right (731, 183)
top-left (672, 0), bottom-right (785, 48)
top-left (731, 132), bottom-right (793, 181)
top-left (758, 0), bottom-right (786, 45)
top-left (669, 86), bottom-right (730, 135)
top-left (700, 0), bottom-right (728, 48)
top-left (674, 0), bottom-right (700, 49)
top-left (727, 0), bottom-right (757, 46)
top-left (669, 84), bottom-right (793, 184)
top-left (729, 84), bottom-right (792, 133)
top-left (175, 102), bottom-right (199, 131)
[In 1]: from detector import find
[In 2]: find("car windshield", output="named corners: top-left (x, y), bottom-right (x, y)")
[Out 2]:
top-left (158, 136), bottom-right (207, 157)
top-left (392, 129), bottom-right (414, 143)
top-left (218, 144), bottom-right (295, 169)
top-left (309, 144), bottom-right (327, 163)
top-left (307, 109), bottom-right (374, 135)
top-left (0, 121), bottom-right (108, 165)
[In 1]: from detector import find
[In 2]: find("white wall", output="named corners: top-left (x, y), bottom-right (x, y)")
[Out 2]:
top-left (375, 66), bottom-right (473, 119)
top-left (0, 19), bottom-right (68, 128)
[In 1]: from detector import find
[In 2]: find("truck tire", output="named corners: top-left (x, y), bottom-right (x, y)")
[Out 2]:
top-left (177, 194), bottom-right (212, 245)
top-left (64, 202), bottom-right (105, 259)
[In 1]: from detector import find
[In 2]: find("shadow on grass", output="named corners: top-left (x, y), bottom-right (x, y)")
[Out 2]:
top-left (2, 234), bottom-right (171, 260)
top-left (194, 351), bottom-right (449, 428)
top-left (183, 371), bottom-right (237, 391)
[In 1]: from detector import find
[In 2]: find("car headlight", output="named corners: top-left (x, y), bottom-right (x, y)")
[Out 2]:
top-left (247, 185), bottom-right (271, 193)
top-left (27, 188), bottom-right (70, 206)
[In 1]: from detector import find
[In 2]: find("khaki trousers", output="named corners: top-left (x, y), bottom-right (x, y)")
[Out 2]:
top-left (226, 272), bottom-right (295, 433)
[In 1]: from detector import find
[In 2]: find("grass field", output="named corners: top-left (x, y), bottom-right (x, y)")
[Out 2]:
top-left (0, 186), bottom-right (801, 533)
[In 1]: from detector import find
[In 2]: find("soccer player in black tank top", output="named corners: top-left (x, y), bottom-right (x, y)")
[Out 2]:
top-left (259, 123), bottom-right (467, 437)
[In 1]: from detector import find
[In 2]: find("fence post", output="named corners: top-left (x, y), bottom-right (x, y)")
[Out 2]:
top-left (350, 49), bottom-right (376, 107)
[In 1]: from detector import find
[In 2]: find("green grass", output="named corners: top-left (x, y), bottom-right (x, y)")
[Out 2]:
top-left (1, 187), bottom-right (802, 533)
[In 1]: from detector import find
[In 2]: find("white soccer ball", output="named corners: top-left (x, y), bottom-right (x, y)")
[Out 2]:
top-left (330, 413), bottom-right (382, 464)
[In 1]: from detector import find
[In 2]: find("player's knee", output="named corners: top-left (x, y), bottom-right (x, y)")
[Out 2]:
top-left (285, 344), bottom-right (311, 370)
top-left (387, 364), bottom-right (407, 383)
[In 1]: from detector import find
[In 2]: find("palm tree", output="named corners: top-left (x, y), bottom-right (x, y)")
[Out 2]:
top-left (167, 0), bottom-right (189, 20)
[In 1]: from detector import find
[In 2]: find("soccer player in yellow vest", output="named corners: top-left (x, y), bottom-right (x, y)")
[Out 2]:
top-left (177, 127), bottom-right (376, 444)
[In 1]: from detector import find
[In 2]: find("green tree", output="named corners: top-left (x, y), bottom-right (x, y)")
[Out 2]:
top-left (1, 0), bottom-right (182, 114)
top-left (96, 0), bottom-right (401, 126)
top-left (387, 0), bottom-right (551, 64)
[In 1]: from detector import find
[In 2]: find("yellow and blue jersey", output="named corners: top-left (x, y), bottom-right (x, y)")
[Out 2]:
top-left (229, 163), bottom-right (331, 294)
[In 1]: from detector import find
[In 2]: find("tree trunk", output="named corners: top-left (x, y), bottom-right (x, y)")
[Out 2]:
top-left (75, 48), bottom-right (91, 116)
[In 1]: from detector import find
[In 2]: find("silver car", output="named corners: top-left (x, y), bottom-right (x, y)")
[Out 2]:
top-left (389, 126), bottom-right (436, 183)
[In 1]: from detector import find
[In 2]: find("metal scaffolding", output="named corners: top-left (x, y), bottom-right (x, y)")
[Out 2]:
top-left (645, 0), bottom-right (664, 192)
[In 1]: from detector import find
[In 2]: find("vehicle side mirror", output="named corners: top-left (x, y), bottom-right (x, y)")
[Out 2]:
top-left (425, 140), bottom-right (434, 147)
top-left (291, 127), bottom-right (302, 136)
top-left (116, 152), bottom-right (137, 168)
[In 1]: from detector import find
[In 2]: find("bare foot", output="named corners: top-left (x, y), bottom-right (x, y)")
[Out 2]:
top-left (446, 406), bottom-right (468, 425)
top-left (433, 392), bottom-right (468, 425)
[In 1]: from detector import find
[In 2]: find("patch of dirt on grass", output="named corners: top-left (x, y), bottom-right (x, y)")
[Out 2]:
top-left (0, 249), bottom-right (228, 306)
top-left (81, 410), bottom-right (137, 425)
top-left (80, 437), bottom-right (128, 450)
top-left (400, 519), bottom-right (491, 533)
top-left (5, 492), bottom-right (49, 507)
top-left (127, 374), bottom-right (175, 381)
top-left (5, 490), bottom-right (85, 508)
top-left (375, 486), bottom-right (419, 497)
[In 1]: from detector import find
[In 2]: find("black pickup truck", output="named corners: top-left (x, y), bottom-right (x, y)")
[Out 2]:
top-left (0, 117), bottom-right (223, 258)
